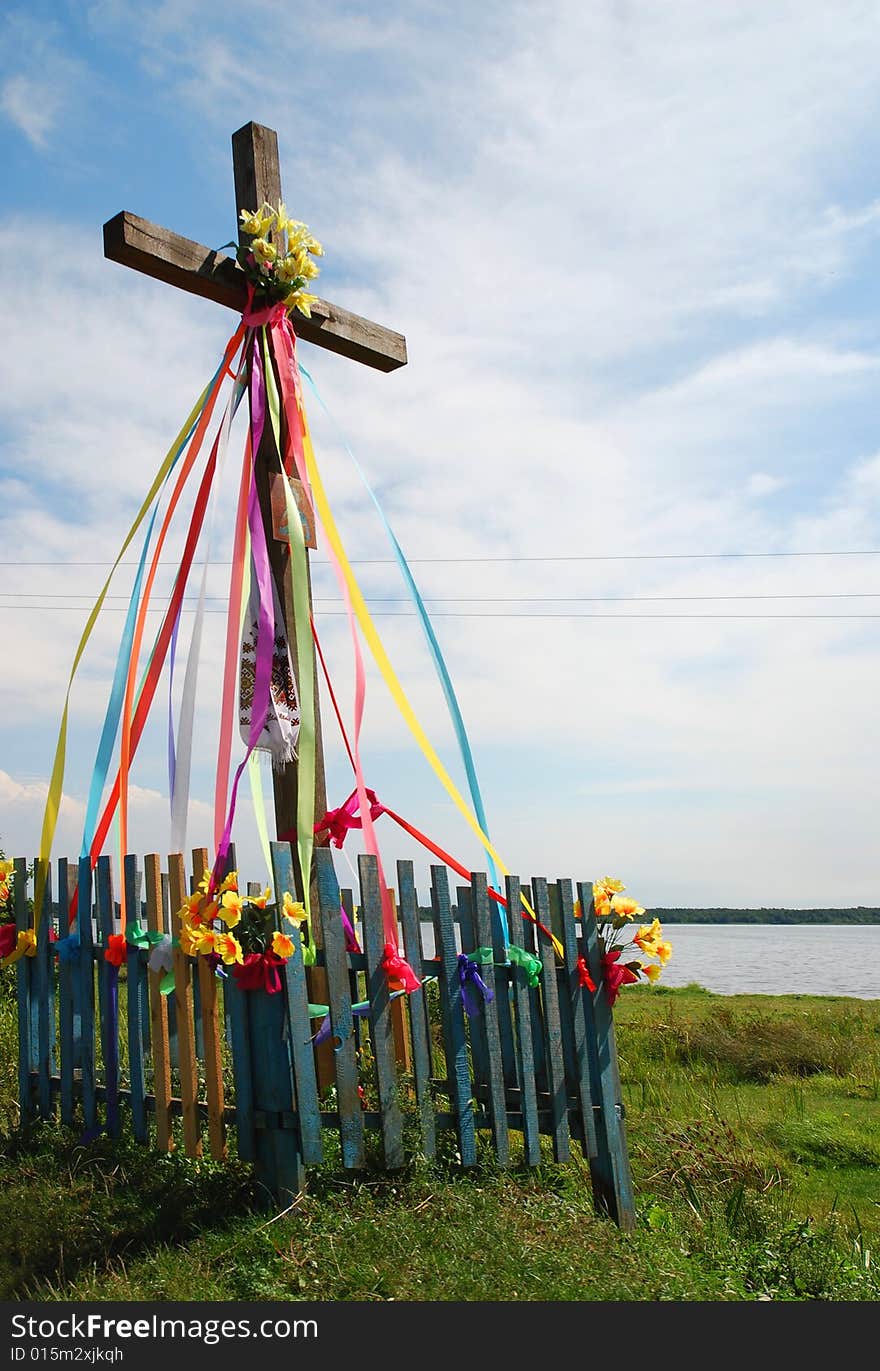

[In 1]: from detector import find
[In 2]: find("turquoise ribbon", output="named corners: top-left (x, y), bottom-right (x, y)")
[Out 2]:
top-left (299, 364), bottom-right (505, 939)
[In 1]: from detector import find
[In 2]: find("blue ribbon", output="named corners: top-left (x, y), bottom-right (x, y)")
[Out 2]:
top-left (54, 932), bottom-right (80, 963)
top-left (457, 952), bottom-right (494, 1018)
top-left (299, 364), bottom-right (506, 940)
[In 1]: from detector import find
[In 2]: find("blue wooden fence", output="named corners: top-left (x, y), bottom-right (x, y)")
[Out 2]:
top-left (12, 842), bottom-right (635, 1228)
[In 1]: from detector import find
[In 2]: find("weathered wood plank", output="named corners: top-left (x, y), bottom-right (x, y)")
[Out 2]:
top-left (124, 855), bottom-right (148, 1144)
top-left (431, 865), bottom-right (476, 1166)
top-left (578, 881), bottom-right (637, 1230)
top-left (397, 860), bottom-right (436, 1159)
top-left (315, 848), bottom-right (364, 1169)
top-left (552, 880), bottom-right (600, 1171)
top-left (57, 859), bottom-right (74, 1126)
top-left (34, 859), bottom-right (54, 1120)
top-left (273, 841), bottom-right (322, 1166)
top-left (520, 893), bottom-right (547, 1091)
top-left (192, 848), bottom-right (226, 1161)
top-left (77, 857), bottom-right (97, 1133)
top-left (144, 854), bottom-right (172, 1152)
top-left (249, 985), bottom-right (305, 1203)
top-left (102, 213), bottom-right (407, 373)
top-left (14, 857), bottom-right (33, 1121)
top-left (168, 853), bottom-right (201, 1156)
top-left (359, 855), bottom-right (405, 1169)
top-left (531, 878), bottom-right (569, 1162)
top-left (96, 857), bottom-right (121, 1138)
top-left (488, 885), bottom-right (518, 1090)
top-left (505, 875), bottom-right (541, 1166)
top-left (456, 885), bottom-right (488, 1089)
top-left (471, 872), bottom-right (509, 1165)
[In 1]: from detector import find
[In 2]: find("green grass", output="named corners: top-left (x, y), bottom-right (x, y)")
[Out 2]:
top-left (1, 982), bottom-right (878, 1301)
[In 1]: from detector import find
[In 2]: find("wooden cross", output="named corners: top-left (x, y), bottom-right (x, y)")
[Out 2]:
top-left (103, 121), bottom-right (407, 893)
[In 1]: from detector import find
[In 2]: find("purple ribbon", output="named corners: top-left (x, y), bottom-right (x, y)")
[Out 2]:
top-left (313, 990), bottom-right (406, 1047)
top-left (457, 952), bottom-right (494, 1018)
top-left (213, 338), bottom-right (276, 883)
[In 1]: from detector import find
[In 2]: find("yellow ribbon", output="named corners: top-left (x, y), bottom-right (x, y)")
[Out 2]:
top-left (34, 379), bottom-right (218, 929)
top-left (299, 405), bottom-right (563, 959)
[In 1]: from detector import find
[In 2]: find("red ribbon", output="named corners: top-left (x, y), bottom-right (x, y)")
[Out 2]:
top-left (232, 950), bottom-right (286, 994)
top-left (0, 923), bottom-right (17, 960)
top-left (104, 933), bottom-right (127, 967)
top-left (576, 955), bottom-right (597, 992)
top-left (381, 942), bottom-right (421, 993)
top-left (313, 788), bottom-right (385, 848)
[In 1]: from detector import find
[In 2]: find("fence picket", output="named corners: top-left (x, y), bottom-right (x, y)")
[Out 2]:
top-left (96, 857), bottom-right (120, 1138)
top-left (431, 865), bottom-right (476, 1166)
top-left (531, 877), bottom-right (570, 1162)
top-left (34, 858), bottom-right (54, 1121)
top-left (578, 882), bottom-right (637, 1231)
top-left (273, 841), bottom-right (322, 1166)
top-left (397, 860), bottom-right (436, 1160)
top-left (192, 848), bottom-right (226, 1161)
top-left (168, 853), bottom-right (201, 1156)
top-left (57, 858), bottom-right (74, 1126)
top-left (14, 857), bottom-right (33, 1122)
top-left (77, 857), bottom-right (97, 1133)
top-left (505, 876), bottom-right (541, 1165)
top-left (552, 881), bottom-right (600, 1182)
top-left (359, 854), bottom-right (405, 1170)
top-left (143, 854), bottom-right (172, 1152)
top-left (471, 872), bottom-right (509, 1165)
top-left (456, 886), bottom-right (488, 1090)
top-left (315, 847), bottom-right (364, 1169)
top-left (124, 854), bottom-right (148, 1144)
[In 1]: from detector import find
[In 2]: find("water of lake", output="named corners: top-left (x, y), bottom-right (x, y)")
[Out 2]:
top-left (642, 923), bottom-right (879, 998)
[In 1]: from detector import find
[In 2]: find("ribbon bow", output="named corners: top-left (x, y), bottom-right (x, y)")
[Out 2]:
top-left (508, 944), bottom-right (543, 988)
top-left (54, 932), bottom-right (81, 964)
top-left (232, 950), bottom-right (286, 994)
top-left (126, 922), bottom-right (167, 951)
top-left (576, 955), bottom-right (597, 992)
top-left (381, 943), bottom-right (421, 993)
top-left (457, 952), bottom-right (494, 1018)
top-left (147, 935), bottom-right (176, 994)
top-left (103, 933), bottom-right (127, 967)
top-left (313, 787), bottom-right (385, 849)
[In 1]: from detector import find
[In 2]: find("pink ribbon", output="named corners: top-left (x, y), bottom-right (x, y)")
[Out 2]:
top-left (314, 788), bottom-right (385, 848)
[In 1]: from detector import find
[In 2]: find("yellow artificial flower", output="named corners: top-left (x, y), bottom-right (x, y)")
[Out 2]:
top-left (272, 930), bottom-right (295, 961)
top-left (248, 886), bottom-right (272, 911)
top-left (642, 962), bottom-right (662, 982)
top-left (288, 290), bottom-right (318, 318)
top-left (20, 929), bottom-right (36, 957)
top-left (239, 204), bottom-right (275, 237)
top-left (251, 236), bottom-right (278, 266)
top-left (634, 916), bottom-right (662, 951)
top-left (184, 924), bottom-right (215, 956)
top-left (0, 880), bottom-right (8, 904)
top-left (282, 892), bottom-right (306, 926)
top-left (304, 235), bottom-right (324, 257)
top-left (177, 891), bottom-right (204, 926)
top-left (216, 932), bottom-right (244, 966)
top-left (178, 921), bottom-right (203, 957)
top-left (612, 894), bottom-right (646, 921)
top-left (298, 255), bottom-right (320, 281)
top-left (0, 859), bottom-right (14, 878)
top-left (595, 877), bottom-right (626, 894)
top-left (219, 891), bottom-right (244, 928)
top-left (593, 886), bottom-right (611, 920)
top-left (656, 939), bottom-right (673, 966)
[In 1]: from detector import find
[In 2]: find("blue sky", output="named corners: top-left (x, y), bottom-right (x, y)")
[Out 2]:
top-left (2, 1), bottom-right (880, 907)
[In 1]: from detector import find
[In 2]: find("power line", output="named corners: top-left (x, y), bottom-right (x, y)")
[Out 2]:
top-left (1, 606), bottom-right (878, 620)
top-left (3, 591), bottom-right (880, 603)
top-left (2, 549), bottom-right (880, 567)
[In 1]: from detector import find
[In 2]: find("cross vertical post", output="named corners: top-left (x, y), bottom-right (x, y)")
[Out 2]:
top-left (231, 122), bottom-right (328, 900)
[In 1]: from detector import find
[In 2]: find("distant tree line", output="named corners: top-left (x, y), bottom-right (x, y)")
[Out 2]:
top-left (652, 907), bottom-right (880, 925)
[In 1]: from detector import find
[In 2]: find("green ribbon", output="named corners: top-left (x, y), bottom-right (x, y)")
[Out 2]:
top-left (159, 970), bottom-right (176, 996)
top-left (126, 922), bottom-right (167, 950)
top-left (507, 944), bottom-right (543, 988)
top-left (466, 944), bottom-right (542, 987)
